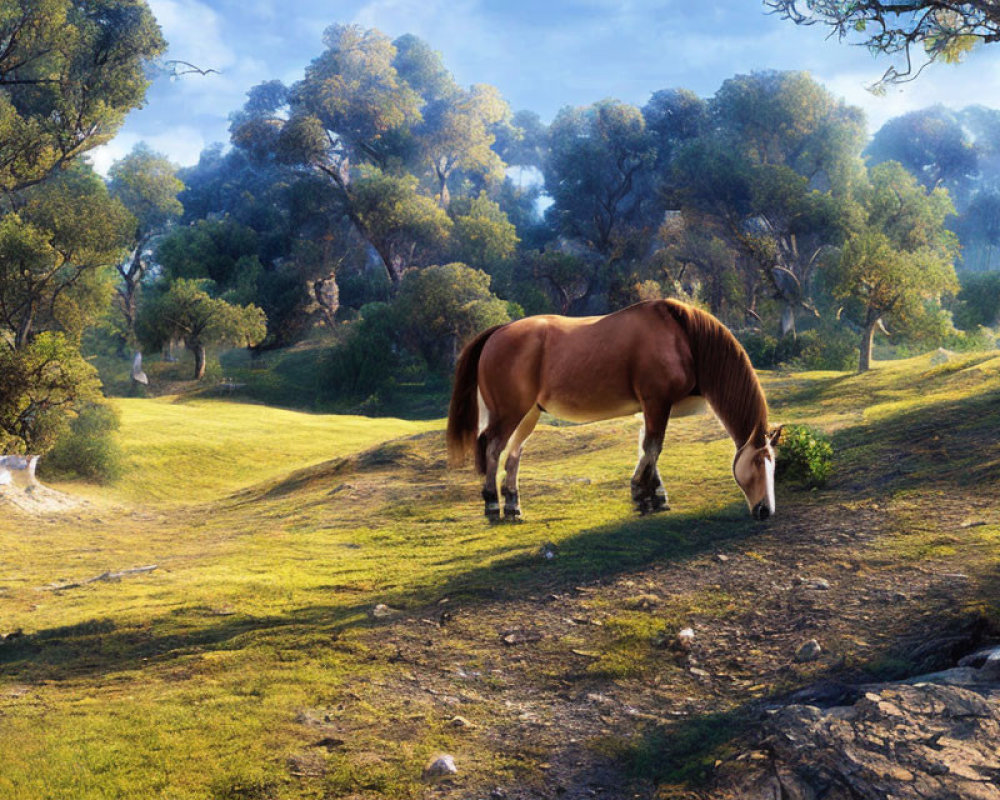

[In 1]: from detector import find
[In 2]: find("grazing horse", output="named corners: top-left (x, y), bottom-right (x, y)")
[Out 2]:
top-left (446, 299), bottom-right (781, 522)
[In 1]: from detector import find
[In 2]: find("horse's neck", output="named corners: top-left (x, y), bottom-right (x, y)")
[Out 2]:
top-left (702, 369), bottom-right (765, 450)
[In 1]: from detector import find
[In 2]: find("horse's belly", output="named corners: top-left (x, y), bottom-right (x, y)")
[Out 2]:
top-left (540, 395), bottom-right (641, 423)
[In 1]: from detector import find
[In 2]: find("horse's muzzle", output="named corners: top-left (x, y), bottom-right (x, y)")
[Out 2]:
top-left (753, 502), bottom-right (771, 521)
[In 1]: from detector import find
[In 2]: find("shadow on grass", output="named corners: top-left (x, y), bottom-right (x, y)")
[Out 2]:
top-left (0, 504), bottom-right (758, 684)
top-left (827, 384), bottom-right (1000, 494)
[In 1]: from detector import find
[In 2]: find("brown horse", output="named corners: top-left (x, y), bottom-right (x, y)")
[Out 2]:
top-left (447, 299), bottom-right (781, 522)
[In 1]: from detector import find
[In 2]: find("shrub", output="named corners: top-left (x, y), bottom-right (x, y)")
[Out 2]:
top-left (776, 424), bottom-right (833, 488)
top-left (40, 402), bottom-right (124, 483)
top-left (791, 327), bottom-right (859, 371)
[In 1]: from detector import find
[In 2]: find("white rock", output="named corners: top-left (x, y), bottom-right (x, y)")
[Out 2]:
top-left (795, 639), bottom-right (823, 662)
top-left (424, 754), bottom-right (458, 778)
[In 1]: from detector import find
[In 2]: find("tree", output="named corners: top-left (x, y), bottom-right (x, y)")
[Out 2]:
top-left (0, 0), bottom-right (166, 193)
top-left (0, 0), bottom-right (163, 454)
top-left (866, 107), bottom-right (978, 201)
top-left (546, 99), bottom-right (655, 256)
top-left (832, 162), bottom-right (959, 371)
top-left (0, 165), bottom-right (133, 349)
top-left (393, 263), bottom-right (512, 371)
top-left (418, 83), bottom-right (510, 207)
top-left (155, 219), bottom-right (262, 302)
top-left (449, 193), bottom-right (519, 269)
top-left (0, 332), bottom-right (103, 454)
top-left (108, 144), bottom-right (184, 347)
top-left (669, 72), bottom-right (866, 332)
top-left (767, 1), bottom-right (1000, 85)
top-left (137, 279), bottom-right (266, 379)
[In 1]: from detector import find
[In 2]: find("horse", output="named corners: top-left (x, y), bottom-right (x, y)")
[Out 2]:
top-left (446, 299), bottom-right (782, 523)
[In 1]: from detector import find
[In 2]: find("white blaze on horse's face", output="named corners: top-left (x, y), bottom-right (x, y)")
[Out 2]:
top-left (732, 427), bottom-right (781, 520)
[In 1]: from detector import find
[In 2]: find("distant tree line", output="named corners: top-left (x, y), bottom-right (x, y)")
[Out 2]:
top-left (123, 24), bottom-right (996, 398)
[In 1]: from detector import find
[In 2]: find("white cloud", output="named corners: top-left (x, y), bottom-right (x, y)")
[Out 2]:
top-left (819, 50), bottom-right (1000, 131)
top-left (87, 126), bottom-right (208, 176)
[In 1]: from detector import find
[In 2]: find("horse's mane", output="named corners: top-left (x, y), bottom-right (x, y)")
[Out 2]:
top-left (661, 300), bottom-right (768, 448)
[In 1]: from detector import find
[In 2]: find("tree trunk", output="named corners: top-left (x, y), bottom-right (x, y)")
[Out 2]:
top-left (858, 318), bottom-right (879, 373)
top-left (191, 342), bottom-right (207, 380)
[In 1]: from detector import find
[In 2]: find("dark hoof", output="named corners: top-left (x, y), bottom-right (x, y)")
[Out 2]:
top-left (504, 509), bottom-right (524, 523)
top-left (487, 511), bottom-right (503, 525)
top-left (635, 497), bottom-right (670, 515)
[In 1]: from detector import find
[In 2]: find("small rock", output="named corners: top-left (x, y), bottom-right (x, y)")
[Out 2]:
top-left (371, 603), bottom-right (398, 619)
top-left (539, 542), bottom-right (558, 560)
top-left (501, 630), bottom-right (542, 646)
top-left (795, 639), bottom-right (822, 662)
top-left (424, 754), bottom-right (458, 778)
top-left (677, 627), bottom-right (695, 650)
top-left (449, 715), bottom-right (473, 729)
top-left (801, 577), bottom-right (830, 590)
top-left (689, 667), bottom-right (710, 679)
top-left (716, 554), bottom-right (729, 563)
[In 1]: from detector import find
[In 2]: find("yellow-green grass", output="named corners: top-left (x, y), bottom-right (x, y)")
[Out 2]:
top-left (59, 396), bottom-right (439, 505)
top-left (1, 351), bottom-right (999, 799)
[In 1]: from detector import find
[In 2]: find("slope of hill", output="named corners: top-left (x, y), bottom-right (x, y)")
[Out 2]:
top-left (0, 352), bottom-right (998, 799)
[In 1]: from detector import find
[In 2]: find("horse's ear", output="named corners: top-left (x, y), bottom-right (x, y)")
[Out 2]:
top-left (767, 425), bottom-right (783, 446)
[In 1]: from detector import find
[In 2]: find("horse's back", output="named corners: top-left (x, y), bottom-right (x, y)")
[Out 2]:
top-left (477, 302), bottom-right (696, 424)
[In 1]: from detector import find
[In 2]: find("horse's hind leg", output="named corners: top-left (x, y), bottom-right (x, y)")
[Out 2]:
top-left (501, 405), bottom-right (541, 522)
top-left (481, 415), bottom-right (524, 523)
top-left (631, 403), bottom-right (671, 514)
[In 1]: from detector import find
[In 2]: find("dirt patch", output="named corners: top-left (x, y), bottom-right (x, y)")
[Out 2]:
top-left (0, 483), bottom-right (85, 515)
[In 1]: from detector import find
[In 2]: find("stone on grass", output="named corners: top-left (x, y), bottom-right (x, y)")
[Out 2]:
top-left (795, 639), bottom-right (822, 662)
top-left (677, 627), bottom-right (695, 650)
top-left (424, 753), bottom-right (458, 778)
top-left (371, 603), bottom-right (398, 619)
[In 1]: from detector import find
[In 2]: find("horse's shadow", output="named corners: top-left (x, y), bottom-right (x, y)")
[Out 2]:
top-left (0, 503), bottom-right (759, 684)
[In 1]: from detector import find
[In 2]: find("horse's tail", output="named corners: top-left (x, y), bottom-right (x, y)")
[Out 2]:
top-left (447, 324), bottom-right (506, 472)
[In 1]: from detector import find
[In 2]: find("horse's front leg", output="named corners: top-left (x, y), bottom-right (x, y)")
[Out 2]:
top-left (631, 406), bottom-right (670, 514)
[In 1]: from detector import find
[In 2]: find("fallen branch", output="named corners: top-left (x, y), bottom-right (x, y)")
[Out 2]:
top-left (42, 565), bottom-right (158, 591)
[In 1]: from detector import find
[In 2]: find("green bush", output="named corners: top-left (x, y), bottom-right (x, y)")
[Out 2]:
top-left (791, 327), bottom-right (859, 371)
top-left (39, 402), bottom-right (124, 483)
top-left (776, 424), bottom-right (833, 488)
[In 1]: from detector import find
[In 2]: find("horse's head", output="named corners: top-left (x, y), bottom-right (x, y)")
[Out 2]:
top-left (733, 426), bottom-right (782, 520)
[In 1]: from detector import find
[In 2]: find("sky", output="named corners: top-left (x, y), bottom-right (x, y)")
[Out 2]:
top-left (89, 0), bottom-right (1000, 174)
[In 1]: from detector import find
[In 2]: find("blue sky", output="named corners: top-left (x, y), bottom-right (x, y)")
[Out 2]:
top-left (89, 0), bottom-right (1000, 173)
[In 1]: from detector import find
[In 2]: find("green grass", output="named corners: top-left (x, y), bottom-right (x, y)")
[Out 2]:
top-left (2, 350), bottom-right (1000, 798)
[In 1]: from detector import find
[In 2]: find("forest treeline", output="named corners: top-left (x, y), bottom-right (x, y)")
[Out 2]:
top-left (2, 5), bottom-right (1000, 462)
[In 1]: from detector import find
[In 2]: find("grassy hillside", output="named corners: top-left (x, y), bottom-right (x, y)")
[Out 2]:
top-left (1, 352), bottom-right (998, 799)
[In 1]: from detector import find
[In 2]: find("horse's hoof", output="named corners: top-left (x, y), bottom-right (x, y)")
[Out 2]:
top-left (649, 496), bottom-right (670, 513)
top-left (504, 511), bottom-right (524, 524)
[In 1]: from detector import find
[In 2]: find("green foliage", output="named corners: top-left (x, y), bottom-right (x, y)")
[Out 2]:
top-left (0, 333), bottom-right (103, 454)
top-left (323, 302), bottom-right (404, 400)
top-left (0, 0), bottom-right (166, 193)
top-left (776, 424), bottom-right (833, 488)
top-left (137, 279), bottom-right (267, 379)
top-left (108, 144), bottom-right (185, 235)
top-left (449, 193), bottom-right (519, 268)
top-left (156, 220), bottom-right (262, 302)
top-left (393, 262), bottom-right (513, 372)
top-left (40, 403), bottom-right (124, 483)
top-left (955, 271), bottom-right (1000, 328)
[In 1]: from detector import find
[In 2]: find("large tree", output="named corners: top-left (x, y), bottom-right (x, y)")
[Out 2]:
top-left (833, 162), bottom-right (959, 371)
top-left (0, 0), bottom-right (164, 454)
top-left (108, 143), bottom-right (184, 346)
top-left (0, 0), bottom-right (166, 192)
top-left (670, 71), bottom-right (866, 333)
